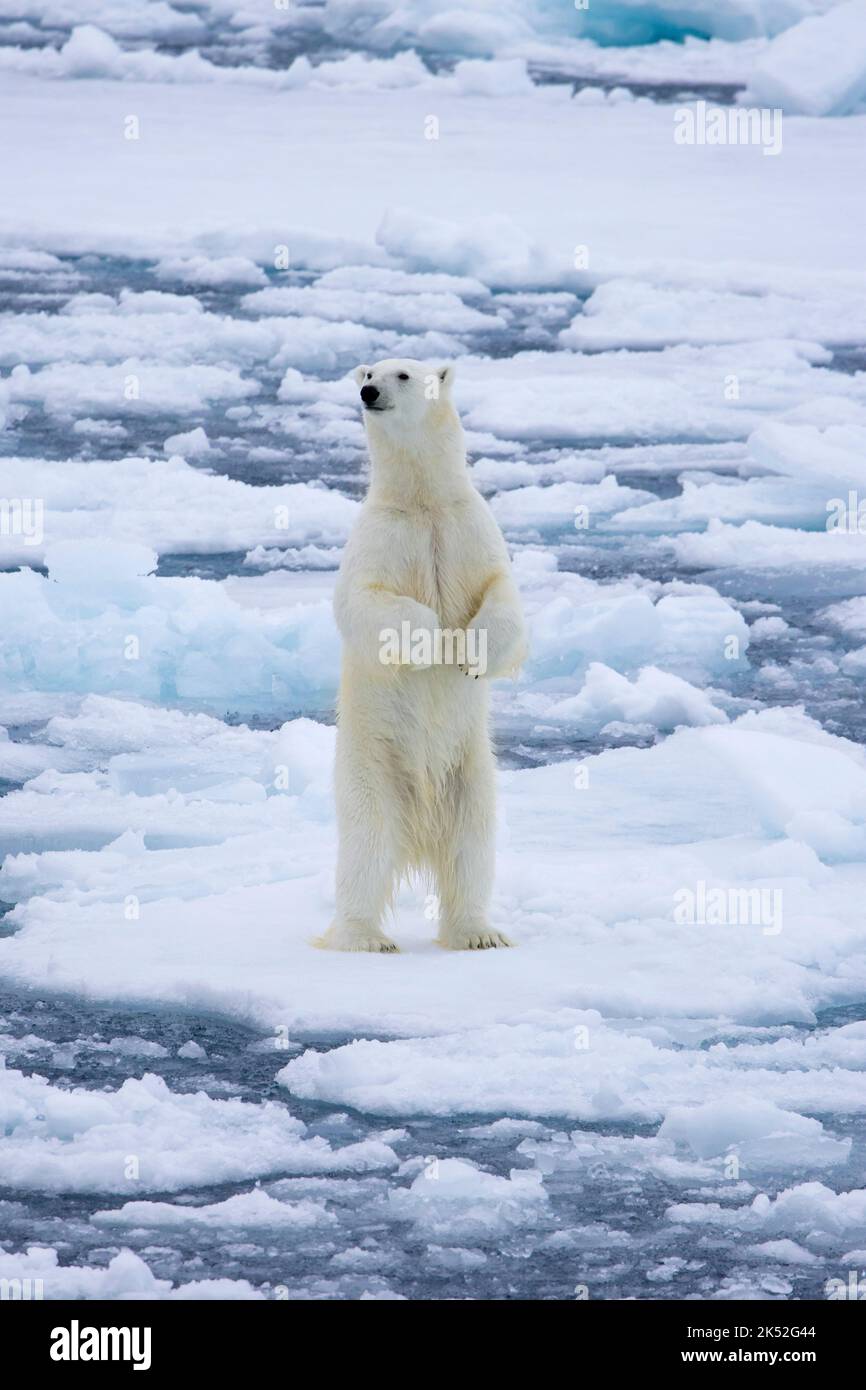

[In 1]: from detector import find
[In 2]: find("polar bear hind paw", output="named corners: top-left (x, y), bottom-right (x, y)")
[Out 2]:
top-left (315, 921), bottom-right (399, 953)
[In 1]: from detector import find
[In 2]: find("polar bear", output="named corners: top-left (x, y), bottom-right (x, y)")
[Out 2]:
top-left (318, 358), bottom-right (526, 953)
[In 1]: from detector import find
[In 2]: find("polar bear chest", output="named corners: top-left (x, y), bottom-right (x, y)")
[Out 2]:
top-left (378, 507), bottom-right (488, 628)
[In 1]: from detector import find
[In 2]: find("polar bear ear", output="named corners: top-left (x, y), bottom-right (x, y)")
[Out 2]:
top-left (436, 364), bottom-right (455, 391)
top-left (353, 364), bottom-right (370, 386)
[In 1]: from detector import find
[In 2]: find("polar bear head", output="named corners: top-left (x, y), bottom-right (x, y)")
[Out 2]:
top-left (353, 358), bottom-right (455, 440)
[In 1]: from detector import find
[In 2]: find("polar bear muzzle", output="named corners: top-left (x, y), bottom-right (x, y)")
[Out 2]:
top-left (360, 384), bottom-right (387, 411)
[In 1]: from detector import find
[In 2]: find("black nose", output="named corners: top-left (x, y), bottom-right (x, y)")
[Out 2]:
top-left (360, 385), bottom-right (379, 404)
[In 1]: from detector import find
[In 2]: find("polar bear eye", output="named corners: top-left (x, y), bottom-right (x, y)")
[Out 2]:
top-left (397, 373), bottom-right (409, 381)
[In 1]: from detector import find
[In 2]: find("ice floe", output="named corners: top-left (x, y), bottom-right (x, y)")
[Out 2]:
top-left (0, 1067), bottom-right (399, 1193)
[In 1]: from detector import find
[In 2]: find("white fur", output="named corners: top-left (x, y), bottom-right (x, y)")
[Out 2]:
top-left (317, 358), bottom-right (526, 953)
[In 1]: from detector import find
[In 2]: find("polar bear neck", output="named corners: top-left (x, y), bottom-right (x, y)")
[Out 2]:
top-left (365, 402), bottom-right (473, 509)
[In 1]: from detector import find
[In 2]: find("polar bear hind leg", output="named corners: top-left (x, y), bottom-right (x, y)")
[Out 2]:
top-left (316, 754), bottom-right (401, 952)
top-left (433, 744), bottom-right (512, 950)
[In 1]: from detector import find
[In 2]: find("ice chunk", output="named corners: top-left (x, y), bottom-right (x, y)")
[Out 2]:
top-left (0, 543), bottom-right (342, 711)
top-left (822, 596), bottom-right (866, 639)
top-left (659, 1098), bottom-right (851, 1169)
top-left (387, 1158), bottom-right (548, 1240)
top-left (748, 419), bottom-right (866, 491)
top-left (668, 1182), bottom-right (866, 1244)
top-left (491, 475), bottom-right (657, 533)
top-left (747, 0), bottom-right (866, 114)
top-left (155, 255), bottom-right (267, 288)
top-left (747, 1238), bottom-right (819, 1263)
top-left (163, 426), bottom-right (210, 457)
top-left (45, 539), bottom-right (157, 607)
top-left (243, 282), bottom-right (504, 334)
top-left (518, 571), bottom-right (749, 686)
top-left (8, 358), bottom-right (256, 418)
top-left (537, 663), bottom-right (729, 733)
top-left (60, 24), bottom-right (126, 79)
top-left (92, 1188), bottom-right (335, 1231)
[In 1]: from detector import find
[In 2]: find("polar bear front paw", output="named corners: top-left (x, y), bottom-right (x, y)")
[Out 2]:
top-left (437, 923), bottom-right (513, 950)
top-left (315, 920), bottom-right (399, 953)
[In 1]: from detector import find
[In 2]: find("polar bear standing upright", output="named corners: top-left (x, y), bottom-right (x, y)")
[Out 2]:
top-left (319, 358), bottom-right (526, 953)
